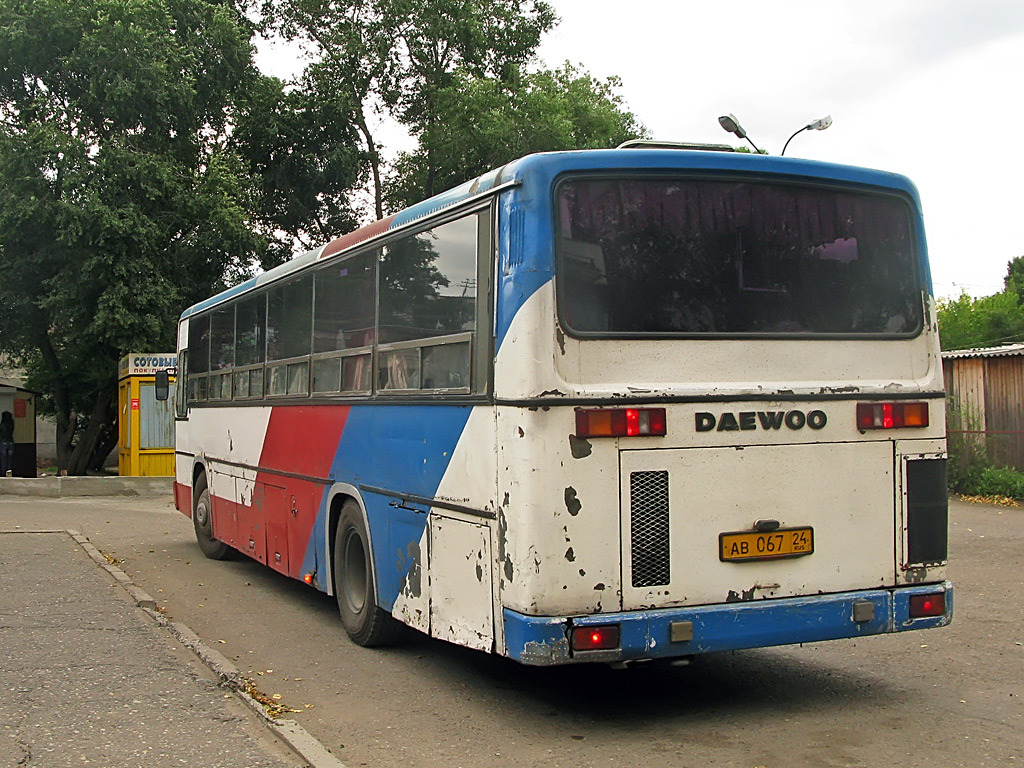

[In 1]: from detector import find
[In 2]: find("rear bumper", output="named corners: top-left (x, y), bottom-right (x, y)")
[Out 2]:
top-left (503, 582), bottom-right (953, 666)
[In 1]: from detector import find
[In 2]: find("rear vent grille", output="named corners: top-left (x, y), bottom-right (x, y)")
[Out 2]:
top-left (906, 458), bottom-right (949, 565)
top-left (630, 470), bottom-right (670, 587)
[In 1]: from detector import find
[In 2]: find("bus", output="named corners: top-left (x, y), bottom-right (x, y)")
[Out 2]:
top-left (173, 145), bottom-right (952, 665)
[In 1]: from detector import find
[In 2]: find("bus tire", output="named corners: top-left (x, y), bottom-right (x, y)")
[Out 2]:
top-left (334, 500), bottom-right (402, 647)
top-left (193, 473), bottom-right (231, 560)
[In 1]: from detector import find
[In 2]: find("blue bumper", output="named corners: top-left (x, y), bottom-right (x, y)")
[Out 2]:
top-left (503, 582), bottom-right (953, 666)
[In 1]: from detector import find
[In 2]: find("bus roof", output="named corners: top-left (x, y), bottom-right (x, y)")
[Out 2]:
top-left (181, 148), bottom-right (921, 320)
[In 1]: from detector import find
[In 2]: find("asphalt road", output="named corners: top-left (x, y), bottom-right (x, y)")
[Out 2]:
top-left (1, 494), bottom-right (1020, 768)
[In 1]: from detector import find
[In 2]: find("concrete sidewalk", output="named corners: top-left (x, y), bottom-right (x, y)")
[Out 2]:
top-left (0, 530), bottom-right (305, 768)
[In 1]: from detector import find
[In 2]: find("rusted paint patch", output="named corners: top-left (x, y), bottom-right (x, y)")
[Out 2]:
top-left (520, 637), bottom-right (570, 666)
top-left (555, 327), bottom-right (566, 355)
top-left (400, 541), bottom-right (422, 599)
top-left (569, 435), bottom-right (592, 459)
top-left (904, 567), bottom-right (928, 583)
top-left (498, 507), bottom-right (512, 584)
top-left (726, 586), bottom-right (757, 602)
top-left (564, 487), bottom-right (582, 516)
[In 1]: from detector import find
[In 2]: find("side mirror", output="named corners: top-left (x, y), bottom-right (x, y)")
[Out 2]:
top-left (154, 369), bottom-right (170, 401)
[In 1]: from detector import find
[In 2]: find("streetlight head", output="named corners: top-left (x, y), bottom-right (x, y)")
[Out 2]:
top-left (718, 114), bottom-right (747, 139)
top-left (807, 114), bottom-right (833, 131)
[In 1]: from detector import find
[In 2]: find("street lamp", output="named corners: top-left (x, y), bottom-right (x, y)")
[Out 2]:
top-left (781, 115), bottom-right (833, 156)
top-left (717, 113), bottom-right (763, 154)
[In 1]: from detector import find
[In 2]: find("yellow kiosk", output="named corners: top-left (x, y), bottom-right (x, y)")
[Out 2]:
top-left (118, 353), bottom-right (177, 476)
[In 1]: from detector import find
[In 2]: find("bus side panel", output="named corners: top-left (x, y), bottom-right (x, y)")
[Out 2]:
top-left (320, 405), bottom-right (476, 612)
top-left (425, 406), bottom-right (498, 650)
top-left (495, 284), bottom-right (623, 619)
top-left (251, 406), bottom-right (350, 580)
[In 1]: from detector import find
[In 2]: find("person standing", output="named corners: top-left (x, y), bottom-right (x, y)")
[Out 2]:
top-left (0, 410), bottom-right (14, 477)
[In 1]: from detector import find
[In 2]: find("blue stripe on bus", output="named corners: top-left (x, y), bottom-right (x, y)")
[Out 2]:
top-left (503, 582), bottom-right (953, 665)
top-left (300, 404), bottom-right (474, 605)
top-left (180, 277), bottom-right (259, 319)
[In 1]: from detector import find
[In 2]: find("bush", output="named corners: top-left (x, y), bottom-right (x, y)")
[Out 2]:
top-left (945, 397), bottom-right (1024, 500)
top-left (972, 466), bottom-right (1024, 500)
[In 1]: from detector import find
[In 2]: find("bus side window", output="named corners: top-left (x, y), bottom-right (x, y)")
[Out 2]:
top-left (312, 250), bottom-right (376, 394)
top-left (234, 293), bottom-right (267, 399)
top-left (378, 215), bottom-right (478, 392)
top-left (176, 350), bottom-right (188, 417)
top-left (266, 275), bottom-right (312, 396)
top-left (187, 314), bottom-right (210, 403)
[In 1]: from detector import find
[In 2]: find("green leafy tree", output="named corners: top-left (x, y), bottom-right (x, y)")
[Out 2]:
top-left (937, 289), bottom-right (1024, 351)
top-left (231, 63), bottom-right (364, 262)
top-left (386, 62), bottom-right (647, 209)
top-left (256, 0), bottom-right (397, 219)
top-left (0, 0), bottom-right (267, 473)
top-left (257, 0), bottom-right (561, 215)
top-left (1004, 255), bottom-right (1024, 305)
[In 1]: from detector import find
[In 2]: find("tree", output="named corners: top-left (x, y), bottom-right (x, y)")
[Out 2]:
top-left (0, 0), bottom-right (268, 473)
top-left (385, 62), bottom-right (647, 209)
top-left (231, 63), bottom-right (364, 263)
top-left (1004, 254), bottom-right (1024, 306)
top-left (937, 289), bottom-right (1024, 351)
top-left (257, 0), bottom-right (561, 216)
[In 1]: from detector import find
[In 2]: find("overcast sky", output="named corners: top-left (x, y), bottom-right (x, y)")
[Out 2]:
top-left (256, 0), bottom-right (1024, 299)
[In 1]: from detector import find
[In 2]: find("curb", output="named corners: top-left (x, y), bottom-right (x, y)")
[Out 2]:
top-left (0, 476), bottom-right (172, 498)
top-left (63, 529), bottom-right (348, 768)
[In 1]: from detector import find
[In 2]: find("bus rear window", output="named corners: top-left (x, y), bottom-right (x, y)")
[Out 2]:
top-left (556, 177), bottom-right (921, 336)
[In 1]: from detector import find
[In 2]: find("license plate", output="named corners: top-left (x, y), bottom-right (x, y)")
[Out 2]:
top-left (719, 527), bottom-right (814, 562)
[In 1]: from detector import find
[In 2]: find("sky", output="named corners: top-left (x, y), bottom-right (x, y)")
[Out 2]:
top-left (255, 0), bottom-right (1024, 300)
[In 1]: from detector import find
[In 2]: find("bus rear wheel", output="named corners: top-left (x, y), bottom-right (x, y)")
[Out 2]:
top-left (334, 500), bottom-right (402, 647)
top-left (193, 473), bottom-right (231, 560)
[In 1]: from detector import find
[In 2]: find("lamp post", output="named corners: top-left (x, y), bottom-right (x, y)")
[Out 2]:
top-left (781, 115), bottom-right (833, 156)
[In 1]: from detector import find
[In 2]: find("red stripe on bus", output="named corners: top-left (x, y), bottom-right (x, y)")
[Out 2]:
top-left (256, 405), bottom-right (351, 578)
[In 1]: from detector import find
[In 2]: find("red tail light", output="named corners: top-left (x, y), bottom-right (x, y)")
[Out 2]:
top-left (570, 624), bottom-right (621, 651)
top-left (909, 593), bottom-right (945, 618)
top-left (856, 402), bottom-right (929, 430)
top-left (576, 408), bottom-right (667, 438)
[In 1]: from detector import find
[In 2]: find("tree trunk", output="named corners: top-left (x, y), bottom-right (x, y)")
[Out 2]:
top-left (355, 111), bottom-right (385, 221)
top-left (65, 389), bottom-right (116, 476)
top-left (87, 404), bottom-right (119, 473)
top-left (54, 408), bottom-right (76, 474)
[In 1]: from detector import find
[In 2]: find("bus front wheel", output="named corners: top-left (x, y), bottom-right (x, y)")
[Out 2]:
top-left (193, 473), bottom-right (231, 560)
top-left (334, 500), bottom-right (402, 647)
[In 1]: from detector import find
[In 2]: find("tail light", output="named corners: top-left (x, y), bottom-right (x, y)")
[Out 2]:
top-left (576, 408), bottom-right (666, 438)
top-left (570, 624), bottom-right (621, 651)
top-left (856, 402), bottom-right (929, 430)
top-left (909, 592), bottom-right (946, 618)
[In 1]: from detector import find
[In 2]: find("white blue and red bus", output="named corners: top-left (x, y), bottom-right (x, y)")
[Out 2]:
top-left (173, 145), bottom-right (952, 665)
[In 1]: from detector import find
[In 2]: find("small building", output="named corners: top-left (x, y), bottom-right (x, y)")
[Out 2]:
top-left (118, 353), bottom-right (177, 477)
top-left (0, 378), bottom-right (38, 477)
top-left (942, 343), bottom-right (1024, 471)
